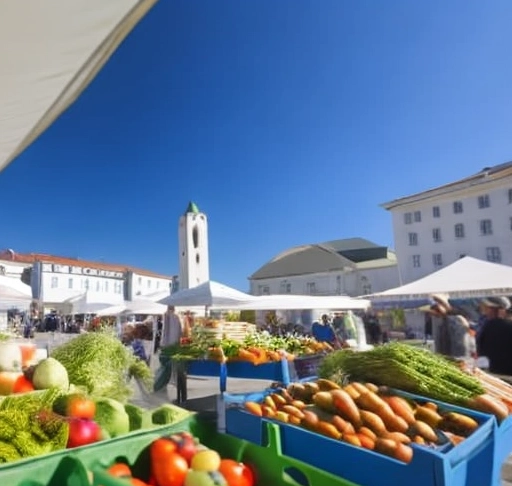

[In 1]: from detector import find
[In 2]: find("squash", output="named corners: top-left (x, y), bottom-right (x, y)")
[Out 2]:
top-left (0, 371), bottom-right (23, 395)
top-left (0, 342), bottom-right (23, 372)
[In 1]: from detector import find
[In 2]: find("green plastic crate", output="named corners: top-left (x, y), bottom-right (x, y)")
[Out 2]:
top-left (0, 414), bottom-right (195, 486)
top-left (90, 419), bottom-right (360, 486)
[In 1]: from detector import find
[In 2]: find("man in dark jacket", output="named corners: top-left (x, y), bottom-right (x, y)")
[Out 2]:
top-left (477, 296), bottom-right (512, 375)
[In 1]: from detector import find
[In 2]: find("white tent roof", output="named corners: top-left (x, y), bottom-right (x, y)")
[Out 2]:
top-left (96, 299), bottom-right (166, 316)
top-left (63, 292), bottom-right (119, 314)
top-left (368, 256), bottom-right (512, 303)
top-left (158, 281), bottom-right (257, 308)
top-left (0, 276), bottom-right (33, 309)
top-left (232, 294), bottom-right (370, 311)
top-left (0, 0), bottom-right (158, 172)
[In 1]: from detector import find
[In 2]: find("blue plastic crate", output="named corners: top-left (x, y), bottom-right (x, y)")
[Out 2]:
top-left (491, 415), bottom-right (512, 485)
top-left (225, 392), bottom-right (496, 486)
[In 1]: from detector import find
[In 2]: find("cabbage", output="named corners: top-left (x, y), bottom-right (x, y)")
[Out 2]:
top-left (51, 333), bottom-right (152, 402)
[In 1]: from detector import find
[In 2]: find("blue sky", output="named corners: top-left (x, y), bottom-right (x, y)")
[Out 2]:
top-left (1, 0), bottom-right (512, 291)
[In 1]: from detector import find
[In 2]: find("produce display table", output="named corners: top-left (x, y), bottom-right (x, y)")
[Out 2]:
top-left (183, 353), bottom-right (325, 394)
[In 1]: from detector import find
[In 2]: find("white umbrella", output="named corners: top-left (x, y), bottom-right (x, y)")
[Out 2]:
top-left (0, 0), bottom-right (159, 172)
top-left (158, 280), bottom-right (257, 308)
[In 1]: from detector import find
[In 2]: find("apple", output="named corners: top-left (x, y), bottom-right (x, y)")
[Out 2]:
top-left (190, 449), bottom-right (222, 472)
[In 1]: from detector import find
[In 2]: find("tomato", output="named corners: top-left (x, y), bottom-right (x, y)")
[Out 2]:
top-left (108, 463), bottom-right (132, 478)
top-left (67, 396), bottom-right (96, 420)
top-left (130, 479), bottom-right (149, 486)
top-left (12, 375), bottom-right (35, 394)
top-left (219, 459), bottom-right (255, 486)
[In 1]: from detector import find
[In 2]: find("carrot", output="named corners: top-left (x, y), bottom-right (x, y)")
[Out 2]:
top-left (356, 392), bottom-right (405, 431)
top-left (331, 389), bottom-right (361, 426)
top-left (381, 396), bottom-right (416, 425)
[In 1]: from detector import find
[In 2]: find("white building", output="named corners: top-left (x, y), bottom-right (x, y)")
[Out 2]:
top-left (0, 249), bottom-right (174, 311)
top-left (178, 201), bottom-right (210, 290)
top-left (248, 238), bottom-right (400, 298)
top-left (381, 161), bottom-right (512, 285)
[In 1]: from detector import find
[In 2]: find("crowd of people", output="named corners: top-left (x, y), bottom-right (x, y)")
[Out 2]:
top-left (423, 294), bottom-right (512, 376)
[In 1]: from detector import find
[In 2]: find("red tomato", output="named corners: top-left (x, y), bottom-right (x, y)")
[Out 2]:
top-left (108, 463), bottom-right (132, 478)
top-left (67, 397), bottom-right (96, 420)
top-left (12, 375), bottom-right (35, 394)
top-left (219, 459), bottom-right (255, 486)
top-left (150, 438), bottom-right (187, 486)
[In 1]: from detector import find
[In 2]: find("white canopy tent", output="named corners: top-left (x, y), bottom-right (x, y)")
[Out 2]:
top-left (0, 0), bottom-right (158, 172)
top-left (0, 276), bottom-right (33, 310)
top-left (367, 256), bottom-right (512, 306)
top-left (158, 280), bottom-right (257, 309)
top-left (231, 294), bottom-right (370, 311)
top-left (96, 299), bottom-right (167, 316)
top-left (63, 292), bottom-right (119, 315)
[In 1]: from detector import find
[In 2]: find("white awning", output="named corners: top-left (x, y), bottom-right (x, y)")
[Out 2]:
top-left (367, 256), bottom-right (512, 303)
top-left (0, 0), bottom-right (158, 172)
top-left (231, 294), bottom-right (370, 311)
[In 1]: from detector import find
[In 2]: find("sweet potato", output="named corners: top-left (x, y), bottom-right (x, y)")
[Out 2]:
top-left (244, 401), bottom-right (263, 416)
top-left (331, 415), bottom-right (355, 434)
top-left (467, 394), bottom-right (509, 422)
top-left (439, 412), bottom-right (479, 436)
top-left (282, 405), bottom-right (305, 420)
top-left (356, 392), bottom-right (405, 432)
top-left (374, 438), bottom-right (399, 458)
top-left (301, 410), bottom-right (319, 430)
top-left (381, 396), bottom-right (416, 425)
top-left (409, 420), bottom-right (438, 443)
top-left (351, 382), bottom-right (371, 395)
top-left (331, 389), bottom-right (362, 426)
top-left (357, 426), bottom-right (377, 441)
top-left (414, 405), bottom-right (443, 428)
top-left (381, 431), bottom-right (411, 444)
top-left (365, 383), bottom-right (379, 393)
top-left (316, 379), bottom-right (341, 391)
top-left (360, 410), bottom-right (388, 436)
top-left (394, 443), bottom-right (413, 464)
top-left (342, 433), bottom-right (362, 447)
top-left (313, 391), bottom-right (336, 413)
top-left (343, 383), bottom-right (361, 400)
top-left (357, 433), bottom-right (375, 450)
top-left (315, 421), bottom-right (342, 440)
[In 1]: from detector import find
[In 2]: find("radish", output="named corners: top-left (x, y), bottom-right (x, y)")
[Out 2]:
top-left (67, 418), bottom-right (102, 448)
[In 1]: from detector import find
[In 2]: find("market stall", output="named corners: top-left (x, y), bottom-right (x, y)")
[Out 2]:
top-left (366, 256), bottom-right (512, 308)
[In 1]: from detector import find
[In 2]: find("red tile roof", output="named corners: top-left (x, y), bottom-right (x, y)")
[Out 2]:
top-left (0, 250), bottom-right (174, 280)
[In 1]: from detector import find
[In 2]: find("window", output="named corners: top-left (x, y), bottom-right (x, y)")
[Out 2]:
top-left (306, 282), bottom-right (316, 295)
top-left (432, 228), bottom-right (442, 242)
top-left (84, 279), bottom-right (90, 290)
top-left (455, 223), bottom-right (465, 238)
top-left (404, 213), bottom-right (412, 225)
top-left (453, 201), bottom-right (463, 214)
top-left (104, 281), bottom-right (109, 292)
top-left (478, 194), bottom-right (490, 209)
top-left (156, 281), bottom-right (160, 289)
top-left (280, 281), bottom-right (291, 294)
top-left (480, 219), bottom-right (493, 235)
top-left (413, 211), bottom-right (421, 222)
top-left (68, 278), bottom-right (73, 289)
top-left (508, 189), bottom-right (512, 204)
top-left (192, 226), bottom-right (199, 248)
top-left (486, 247), bottom-right (502, 263)
top-left (96, 281), bottom-right (100, 291)
top-left (412, 255), bottom-right (421, 268)
top-left (258, 285), bottom-right (269, 295)
top-left (432, 253), bottom-right (443, 267)
top-left (408, 233), bottom-right (418, 246)
top-left (114, 282), bottom-right (122, 294)
top-left (432, 206), bottom-right (440, 218)
top-left (147, 279), bottom-right (151, 288)
top-left (51, 276), bottom-right (58, 288)
top-left (137, 277), bottom-right (142, 285)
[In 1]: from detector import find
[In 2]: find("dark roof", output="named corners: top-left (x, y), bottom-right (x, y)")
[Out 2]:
top-left (381, 161), bottom-right (512, 210)
top-left (249, 238), bottom-right (394, 280)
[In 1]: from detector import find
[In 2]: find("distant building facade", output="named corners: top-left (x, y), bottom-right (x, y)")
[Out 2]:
top-left (381, 162), bottom-right (512, 284)
top-left (248, 238), bottom-right (400, 297)
top-left (0, 249), bottom-right (175, 309)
